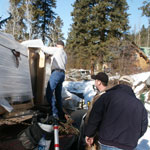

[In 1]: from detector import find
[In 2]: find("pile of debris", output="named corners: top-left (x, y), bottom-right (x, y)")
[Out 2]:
top-left (66, 69), bottom-right (91, 81)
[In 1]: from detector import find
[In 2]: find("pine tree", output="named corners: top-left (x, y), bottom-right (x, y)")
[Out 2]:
top-left (108, 0), bottom-right (129, 38)
top-left (0, 14), bottom-right (11, 30)
top-left (129, 25), bottom-right (150, 47)
top-left (5, 0), bottom-right (25, 41)
top-left (4, 0), bottom-right (64, 44)
top-left (21, 0), bottom-right (34, 40)
top-left (66, 0), bottom-right (129, 69)
top-left (140, 0), bottom-right (150, 17)
top-left (66, 0), bottom-right (94, 68)
top-left (139, 1), bottom-right (150, 47)
top-left (141, 25), bottom-right (149, 47)
top-left (48, 16), bottom-right (65, 46)
top-left (32, 0), bottom-right (56, 44)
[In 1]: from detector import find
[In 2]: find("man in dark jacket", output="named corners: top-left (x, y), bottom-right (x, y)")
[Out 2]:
top-left (78, 72), bottom-right (109, 150)
top-left (85, 75), bottom-right (148, 150)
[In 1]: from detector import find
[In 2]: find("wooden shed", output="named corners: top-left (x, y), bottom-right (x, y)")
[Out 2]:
top-left (109, 41), bottom-right (150, 74)
top-left (21, 39), bottom-right (53, 105)
top-left (132, 43), bottom-right (150, 71)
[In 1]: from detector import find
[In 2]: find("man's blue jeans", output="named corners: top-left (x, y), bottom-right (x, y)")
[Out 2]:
top-left (46, 70), bottom-right (65, 119)
top-left (100, 144), bottom-right (123, 150)
top-left (100, 144), bottom-right (137, 150)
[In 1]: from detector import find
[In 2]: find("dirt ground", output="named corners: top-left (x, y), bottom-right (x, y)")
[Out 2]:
top-left (0, 124), bottom-right (28, 150)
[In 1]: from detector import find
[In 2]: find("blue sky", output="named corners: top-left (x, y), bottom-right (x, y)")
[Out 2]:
top-left (0, 0), bottom-right (149, 40)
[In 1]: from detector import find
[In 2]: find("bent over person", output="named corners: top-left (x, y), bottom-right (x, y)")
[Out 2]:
top-left (42, 40), bottom-right (67, 122)
top-left (85, 75), bottom-right (148, 150)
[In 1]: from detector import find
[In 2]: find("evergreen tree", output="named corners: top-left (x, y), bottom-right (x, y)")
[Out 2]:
top-left (139, 1), bottom-right (150, 47)
top-left (4, 0), bottom-right (65, 44)
top-left (48, 16), bottom-right (65, 46)
top-left (140, 25), bottom-right (149, 47)
top-left (66, 0), bottom-right (129, 69)
top-left (5, 0), bottom-right (26, 41)
top-left (22, 0), bottom-right (34, 40)
top-left (32, 0), bottom-right (56, 44)
top-left (108, 0), bottom-right (129, 39)
top-left (0, 14), bottom-right (11, 30)
top-left (129, 25), bottom-right (150, 47)
top-left (140, 0), bottom-right (150, 17)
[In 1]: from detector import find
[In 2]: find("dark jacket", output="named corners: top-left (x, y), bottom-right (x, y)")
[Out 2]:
top-left (85, 84), bottom-right (148, 150)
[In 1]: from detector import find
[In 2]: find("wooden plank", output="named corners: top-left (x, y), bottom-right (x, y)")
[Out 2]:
top-left (35, 51), bottom-right (46, 105)
top-left (11, 100), bottom-right (34, 111)
top-left (0, 100), bottom-right (34, 118)
top-left (0, 100), bottom-right (34, 115)
top-left (28, 49), bottom-right (46, 105)
top-left (4, 109), bottom-right (33, 119)
top-left (0, 114), bottom-right (33, 125)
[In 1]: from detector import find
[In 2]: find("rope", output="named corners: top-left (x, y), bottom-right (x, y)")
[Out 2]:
top-left (0, 43), bottom-right (28, 67)
top-left (0, 43), bottom-right (28, 57)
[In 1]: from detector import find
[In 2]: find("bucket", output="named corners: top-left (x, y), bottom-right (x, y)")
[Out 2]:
top-left (38, 122), bottom-right (53, 132)
top-left (37, 123), bottom-right (53, 150)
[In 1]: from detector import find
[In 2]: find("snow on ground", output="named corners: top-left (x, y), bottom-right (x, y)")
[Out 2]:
top-left (131, 72), bottom-right (150, 86)
top-left (145, 103), bottom-right (150, 113)
top-left (63, 71), bottom-right (150, 104)
top-left (63, 71), bottom-right (150, 150)
top-left (63, 80), bottom-right (96, 103)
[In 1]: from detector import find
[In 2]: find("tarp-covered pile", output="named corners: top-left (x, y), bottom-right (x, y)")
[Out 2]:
top-left (0, 32), bottom-right (33, 112)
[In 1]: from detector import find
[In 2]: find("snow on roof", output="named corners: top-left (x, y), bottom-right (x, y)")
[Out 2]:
top-left (21, 39), bottom-right (44, 48)
top-left (21, 39), bottom-right (56, 55)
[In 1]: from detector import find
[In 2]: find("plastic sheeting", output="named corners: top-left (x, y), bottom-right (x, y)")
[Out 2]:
top-left (0, 32), bottom-right (33, 103)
